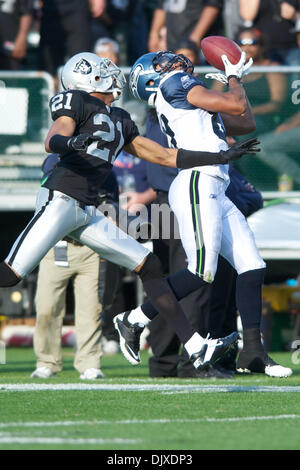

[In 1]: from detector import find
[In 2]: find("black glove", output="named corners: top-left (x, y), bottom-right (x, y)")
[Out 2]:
top-left (219, 138), bottom-right (261, 163)
top-left (67, 133), bottom-right (102, 152)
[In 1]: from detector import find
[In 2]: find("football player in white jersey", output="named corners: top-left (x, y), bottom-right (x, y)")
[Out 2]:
top-left (119, 50), bottom-right (292, 378)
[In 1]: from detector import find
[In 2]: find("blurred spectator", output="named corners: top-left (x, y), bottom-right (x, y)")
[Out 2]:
top-left (238, 0), bottom-right (300, 65)
top-left (91, 0), bottom-right (149, 64)
top-left (148, 0), bottom-right (224, 55)
top-left (94, 36), bottom-right (120, 64)
top-left (31, 154), bottom-right (104, 380)
top-left (290, 14), bottom-right (300, 47)
top-left (38, 0), bottom-right (94, 80)
top-left (250, 109), bottom-right (300, 190)
top-left (0, 0), bottom-right (35, 70)
top-left (173, 38), bottom-right (200, 65)
top-left (236, 27), bottom-right (287, 134)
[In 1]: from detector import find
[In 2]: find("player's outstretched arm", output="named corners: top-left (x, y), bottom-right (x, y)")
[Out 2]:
top-left (125, 135), bottom-right (260, 169)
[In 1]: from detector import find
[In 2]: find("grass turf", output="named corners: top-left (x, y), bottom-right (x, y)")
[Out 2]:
top-left (0, 348), bottom-right (300, 450)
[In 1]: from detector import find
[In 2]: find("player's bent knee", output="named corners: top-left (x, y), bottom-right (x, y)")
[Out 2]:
top-left (0, 262), bottom-right (22, 287)
top-left (136, 253), bottom-right (163, 282)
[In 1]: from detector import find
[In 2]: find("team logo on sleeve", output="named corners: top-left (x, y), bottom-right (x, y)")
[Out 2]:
top-left (181, 75), bottom-right (196, 89)
top-left (73, 59), bottom-right (92, 75)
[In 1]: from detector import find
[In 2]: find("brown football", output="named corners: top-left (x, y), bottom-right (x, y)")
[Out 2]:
top-left (201, 36), bottom-right (242, 71)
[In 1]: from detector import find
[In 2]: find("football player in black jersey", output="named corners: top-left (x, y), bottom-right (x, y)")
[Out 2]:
top-left (0, 52), bottom-right (259, 371)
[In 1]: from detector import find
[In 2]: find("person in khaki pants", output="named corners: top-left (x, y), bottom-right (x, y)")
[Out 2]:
top-left (31, 239), bottom-right (104, 380)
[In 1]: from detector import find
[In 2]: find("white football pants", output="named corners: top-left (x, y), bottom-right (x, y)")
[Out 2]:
top-left (5, 188), bottom-right (150, 279)
top-left (168, 169), bottom-right (266, 282)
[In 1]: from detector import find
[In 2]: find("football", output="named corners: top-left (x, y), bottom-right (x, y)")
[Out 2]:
top-left (201, 36), bottom-right (242, 71)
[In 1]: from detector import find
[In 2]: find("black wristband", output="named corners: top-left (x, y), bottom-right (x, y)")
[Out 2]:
top-left (176, 148), bottom-right (224, 169)
top-left (49, 135), bottom-right (71, 155)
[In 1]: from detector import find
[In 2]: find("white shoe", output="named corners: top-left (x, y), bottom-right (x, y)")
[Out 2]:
top-left (265, 364), bottom-right (293, 378)
top-left (31, 367), bottom-right (56, 379)
top-left (80, 368), bottom-right (105, 380)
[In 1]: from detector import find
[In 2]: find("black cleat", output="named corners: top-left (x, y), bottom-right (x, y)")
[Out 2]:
top-left (113, 311), bottom-right (144, 365)
top-left (191, 332), bottom-right (239, 371)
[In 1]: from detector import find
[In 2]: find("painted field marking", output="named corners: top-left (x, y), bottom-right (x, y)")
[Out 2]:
top-left (1, 383), bottom-right (300, 393)
top-left (1, 415), bottom-right (300, 431)
top-left (0, 436), bottom-right (140, 445)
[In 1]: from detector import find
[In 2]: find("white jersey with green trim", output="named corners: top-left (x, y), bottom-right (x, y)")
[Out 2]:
top-left (155, 70), bottom-right (230, 182)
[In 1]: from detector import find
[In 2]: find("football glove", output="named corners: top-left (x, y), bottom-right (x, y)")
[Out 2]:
top-left (67, 133), bottom-right (102, 152)
top-left (221, 51), bottom-right (253, 81)
top-left (205, 72), bottom-right (229, 85)
top-left (219, 138), bottom-right (260, 163)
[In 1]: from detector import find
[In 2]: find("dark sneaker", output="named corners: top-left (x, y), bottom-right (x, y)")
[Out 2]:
top-left (191, 332), bottom-right (239, 371)
top-left (237, 350), bottom-right (292, 377)
top-left (113, 311), bottom-right (144, 365)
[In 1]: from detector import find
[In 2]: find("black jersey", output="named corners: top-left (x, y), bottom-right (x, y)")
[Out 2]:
top-left (43, 90), bottom-right (139, 206)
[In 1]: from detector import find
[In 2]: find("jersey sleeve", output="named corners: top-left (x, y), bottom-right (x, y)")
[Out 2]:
top-left (160, 73), bottom-right (205, 110)
top-left (205, 0), bottom-right (223, 9)
top-left (19, 0), bottom-right (35, 15)
top-left (49, 90), bottom-right (84, 124)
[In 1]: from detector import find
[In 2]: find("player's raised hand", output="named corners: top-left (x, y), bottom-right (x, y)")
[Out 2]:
top-left (67, 134), bottom-right (102, 151)
top-left (220, 138), bottom-right (260, 162)
top-left (221, 51), bottom-right (253, 81)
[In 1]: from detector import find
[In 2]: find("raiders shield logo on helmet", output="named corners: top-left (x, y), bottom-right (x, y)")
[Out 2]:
top-left (73, 59), bottom-right (92, 75)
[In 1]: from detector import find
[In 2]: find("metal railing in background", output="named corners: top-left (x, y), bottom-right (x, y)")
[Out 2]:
top-left (0, 70), bottom-right (54, 156)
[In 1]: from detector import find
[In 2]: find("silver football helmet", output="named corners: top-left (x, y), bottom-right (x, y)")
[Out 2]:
top-left (61, 52), bottom-right (126, 101)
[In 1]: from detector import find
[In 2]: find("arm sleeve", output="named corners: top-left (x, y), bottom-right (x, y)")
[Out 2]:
top-left (176, 148), bottom-right (224, 168)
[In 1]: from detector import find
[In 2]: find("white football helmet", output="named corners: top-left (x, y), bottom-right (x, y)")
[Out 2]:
top-left (61, 52), bottom-right (126, 101)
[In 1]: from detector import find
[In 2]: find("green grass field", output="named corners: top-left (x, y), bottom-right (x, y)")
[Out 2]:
top-left (0, 347), bottom-right (300, 450)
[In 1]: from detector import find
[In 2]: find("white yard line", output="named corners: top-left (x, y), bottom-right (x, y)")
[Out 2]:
top-left (1, 415), bottom-right (300, 430)
top-left (1, 383), bottom-right (300, 393)
top-left (0, 436), bottom-right (140, 445)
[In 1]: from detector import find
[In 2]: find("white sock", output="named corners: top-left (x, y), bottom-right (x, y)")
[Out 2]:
top-left (127, 307), bottom-right (151, 326)
top-left (184, 333), bottom-right (204, 357)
